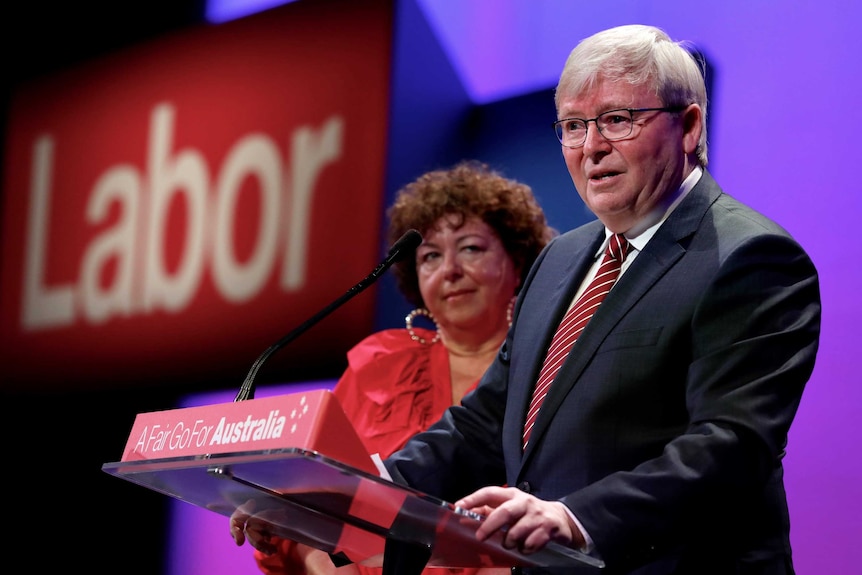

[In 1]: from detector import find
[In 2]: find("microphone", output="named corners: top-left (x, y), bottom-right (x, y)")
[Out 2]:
top-left (234, 229), bottom-right (423, 401)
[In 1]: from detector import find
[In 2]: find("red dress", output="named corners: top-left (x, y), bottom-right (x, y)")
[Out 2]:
top-left (254, 327), bottom-right (482, 575)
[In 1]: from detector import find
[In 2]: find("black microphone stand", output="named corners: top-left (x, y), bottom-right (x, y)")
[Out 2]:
top-left (234, 229), bottom-right (422, 401)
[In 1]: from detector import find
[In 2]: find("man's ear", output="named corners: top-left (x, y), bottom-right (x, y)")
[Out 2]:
top-left (682, 103), bottom-right (703, 156)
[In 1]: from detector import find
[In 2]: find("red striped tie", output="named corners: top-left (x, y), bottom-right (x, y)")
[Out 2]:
top-left (522, 233), bottom-right (630, 449)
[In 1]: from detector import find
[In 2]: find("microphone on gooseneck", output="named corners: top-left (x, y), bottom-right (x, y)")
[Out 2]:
top-left (234, 229), bottom-right (423, 402)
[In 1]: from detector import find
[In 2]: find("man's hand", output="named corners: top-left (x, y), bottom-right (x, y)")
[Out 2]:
top-left (228, 499), bottom-right (280, 555)
top-left (455, 486), bottom-right (586, 553)
top-left (229, 499), bottom-right (255, 547)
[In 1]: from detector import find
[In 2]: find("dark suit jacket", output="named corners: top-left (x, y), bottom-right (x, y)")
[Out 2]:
top-left (385, 171), bottom-right (821, 575)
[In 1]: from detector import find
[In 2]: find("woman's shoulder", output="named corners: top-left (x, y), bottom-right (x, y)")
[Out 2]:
top-left (349, 327), bottom-right (436, 357)
top-left (344, 327), bottom-right (442, 382)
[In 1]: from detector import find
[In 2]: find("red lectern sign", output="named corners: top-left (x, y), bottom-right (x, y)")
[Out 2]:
top-left (120, 389), bottom-right (377, 475)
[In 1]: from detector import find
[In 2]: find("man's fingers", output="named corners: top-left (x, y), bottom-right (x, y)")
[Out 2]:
top-left (230, 518), bottom-right (247, 545)
top-left (457, 485), bottom-right (517, 511)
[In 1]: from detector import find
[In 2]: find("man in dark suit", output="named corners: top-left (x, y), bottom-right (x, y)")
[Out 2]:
top-left (383, 24), bottom-right (821, 574)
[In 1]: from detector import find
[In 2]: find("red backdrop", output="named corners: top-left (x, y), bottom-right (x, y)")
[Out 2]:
top-left (0, 0), bottom-right (394, 390)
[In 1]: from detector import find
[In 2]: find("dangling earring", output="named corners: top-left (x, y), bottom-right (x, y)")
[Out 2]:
top-left (405, 308), bottom-right (441, 344)
top-left (506, 296), bottom-right (516, 327)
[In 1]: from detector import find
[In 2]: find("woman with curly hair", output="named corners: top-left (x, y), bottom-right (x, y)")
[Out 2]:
top-left (236, 160), bottom-right (555, 575)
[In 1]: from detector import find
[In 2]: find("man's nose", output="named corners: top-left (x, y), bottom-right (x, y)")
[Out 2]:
top-left (582, 120), bottom-right (611, 154)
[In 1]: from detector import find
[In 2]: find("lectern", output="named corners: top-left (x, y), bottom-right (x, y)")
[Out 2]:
top-left (103, 389), bottom-right (604, 574)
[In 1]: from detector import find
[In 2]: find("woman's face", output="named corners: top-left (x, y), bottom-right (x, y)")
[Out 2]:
top-left (415, 214), bottom-right (519, 336)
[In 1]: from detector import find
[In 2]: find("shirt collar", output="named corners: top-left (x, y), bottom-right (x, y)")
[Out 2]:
top-left (600, 166), bottom-right (703, 255)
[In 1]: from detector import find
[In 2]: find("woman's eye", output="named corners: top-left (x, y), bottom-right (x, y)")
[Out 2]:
top-left (459, 245), bottom-right (488, 259)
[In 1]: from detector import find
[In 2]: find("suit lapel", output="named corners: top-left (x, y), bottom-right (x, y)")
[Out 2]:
top-left (520, 171), bottom-right (723, 463)
top-left (504, 224), bottom-right (603, 458)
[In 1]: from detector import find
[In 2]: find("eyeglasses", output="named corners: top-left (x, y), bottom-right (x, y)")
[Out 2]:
top-left (552, 106), bottom-right (686, 148)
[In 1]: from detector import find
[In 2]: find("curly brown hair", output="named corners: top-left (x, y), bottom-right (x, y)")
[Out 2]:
top-left (387, 160), bottom-right (556, 308)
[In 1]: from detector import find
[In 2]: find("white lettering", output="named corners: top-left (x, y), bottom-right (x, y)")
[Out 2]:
top-left (143, 104), bottom-right (208, 313)
top-left (133, 426), bottom-right (149, 454)
top-left (22, 137), bottom-right (75, 329)
top-left (212, 133), bottom-right (281, 302)
top-left (20, 103), bottom-right (345, 330)
top-left (80, 164), bottom-right (141, 322)
top-left (209, 410), bottom-right (285, 446)
top-left (281, 116), bottom-right (343, 290)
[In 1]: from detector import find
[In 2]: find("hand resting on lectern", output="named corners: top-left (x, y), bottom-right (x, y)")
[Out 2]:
top-left (230, 498), bottom-right (362, 575)
top-left (230, 499), bottom-right (282, 556)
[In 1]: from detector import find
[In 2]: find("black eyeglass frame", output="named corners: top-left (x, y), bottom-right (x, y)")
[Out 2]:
top-left (552, 105), bottom-right (688, 148)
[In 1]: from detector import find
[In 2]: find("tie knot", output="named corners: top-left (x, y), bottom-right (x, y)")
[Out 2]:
top-left (606, 233), bottom-right (629, 262)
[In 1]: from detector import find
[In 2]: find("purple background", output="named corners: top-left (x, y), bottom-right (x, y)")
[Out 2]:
top-left (174, 0), bottom-right (860, 572)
